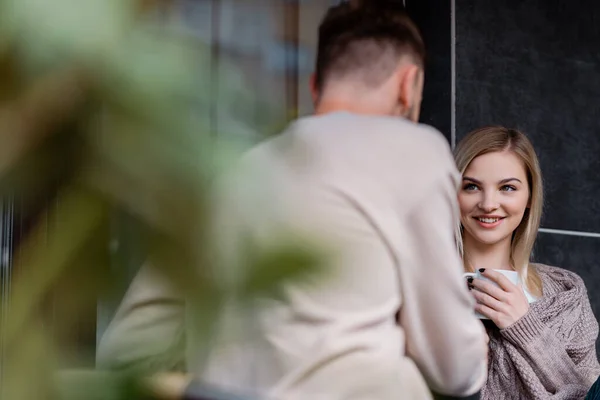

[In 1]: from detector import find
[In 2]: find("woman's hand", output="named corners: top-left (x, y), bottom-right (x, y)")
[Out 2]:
top-left (470, 269), bottom-right (529, 329)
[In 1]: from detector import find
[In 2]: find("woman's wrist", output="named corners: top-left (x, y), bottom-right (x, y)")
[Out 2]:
top-left (499, 307), bottom-right (545, 345)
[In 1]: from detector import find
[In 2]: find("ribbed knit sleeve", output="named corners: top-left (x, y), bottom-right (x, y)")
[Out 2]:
top-left (481, 264), bottom-right (600, 400)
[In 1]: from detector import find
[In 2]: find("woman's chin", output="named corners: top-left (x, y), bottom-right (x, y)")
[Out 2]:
top-left (463, 226), bottom-right (506, 246)
top-left (470, 232), bottom-right (510, 246)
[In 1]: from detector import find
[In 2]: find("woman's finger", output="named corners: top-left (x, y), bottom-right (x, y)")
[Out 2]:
top-left (479, 269), bottom-right (518, 292)
top-left (475, 303), bottom-right (499, 321)
top-left (471, 278), bottom-right (508, 302)
top-left (472, 289), bottom-right (505, 312)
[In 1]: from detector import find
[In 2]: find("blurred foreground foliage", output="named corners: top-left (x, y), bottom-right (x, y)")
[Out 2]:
top-left (0, 0), bottom-right (324, 399)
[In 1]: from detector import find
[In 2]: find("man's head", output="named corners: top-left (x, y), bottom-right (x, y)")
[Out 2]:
top-left (311, 1), bottom-right (425, 121)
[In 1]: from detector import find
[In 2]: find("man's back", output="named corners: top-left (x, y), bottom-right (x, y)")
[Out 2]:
top-left (98, 3), bottom-right (488, 397)
top-left (198, 112), bottom-right (486, 399)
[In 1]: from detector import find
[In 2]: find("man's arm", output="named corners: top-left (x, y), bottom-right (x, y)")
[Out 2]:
top-left (96, 263), bottom-right (186, 373)
top-left (398, 167), bottom-right (487, 397)
top-left (95, 163), bottom-right (247, 374)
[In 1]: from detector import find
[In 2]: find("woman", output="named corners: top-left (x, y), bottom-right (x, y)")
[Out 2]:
top-left (454, 126), bottom-right (600, 399)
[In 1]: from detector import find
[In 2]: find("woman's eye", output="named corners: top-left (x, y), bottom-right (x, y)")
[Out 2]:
top-left (500, 185), bottom-right (516, 192)
top-left (463, 183), bottom-right (478, 191)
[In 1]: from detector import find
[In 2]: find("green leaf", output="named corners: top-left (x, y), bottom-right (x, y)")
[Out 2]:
top-left (0, 0), bottom-right (134, 69)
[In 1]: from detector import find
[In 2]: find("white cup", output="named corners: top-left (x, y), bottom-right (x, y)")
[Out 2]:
top-left (464, 269), bottom-right (520, 286)
top-left (463, 269), bottom-right (524, 319)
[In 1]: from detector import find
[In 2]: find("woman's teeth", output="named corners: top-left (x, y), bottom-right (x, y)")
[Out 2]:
top-left (478, 217), bottom-right (500, 223)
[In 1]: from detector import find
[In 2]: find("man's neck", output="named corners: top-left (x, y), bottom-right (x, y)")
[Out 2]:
top-left (314, 99), bottom-right (393, 116)
top-left (463, 234), bottom-right (513, 271)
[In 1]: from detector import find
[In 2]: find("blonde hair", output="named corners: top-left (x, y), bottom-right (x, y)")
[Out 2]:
top-left (454, 126), bottom-right (543, 297)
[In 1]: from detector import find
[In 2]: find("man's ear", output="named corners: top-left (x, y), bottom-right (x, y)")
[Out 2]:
top-left (397, 64), bottom-right (420, 113)
top-left (309, 73), bottom-right (320, 105)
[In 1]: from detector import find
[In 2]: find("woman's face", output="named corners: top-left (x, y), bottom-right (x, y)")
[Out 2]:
top-left (458, 151), bottom-right (530, 247)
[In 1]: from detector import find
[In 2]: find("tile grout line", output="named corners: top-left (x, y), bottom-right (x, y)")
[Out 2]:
top-left (539, 228), bottom-right (600, 239)
top-left (450, 0), bottom-right (456, 149)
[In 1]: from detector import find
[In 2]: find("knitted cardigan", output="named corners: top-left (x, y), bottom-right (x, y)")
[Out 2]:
top-left (482, 264), bottom-right (600, 399)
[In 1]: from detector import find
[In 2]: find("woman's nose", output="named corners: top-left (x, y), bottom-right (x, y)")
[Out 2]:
top-left (478, 192), bottom-right (499, 212)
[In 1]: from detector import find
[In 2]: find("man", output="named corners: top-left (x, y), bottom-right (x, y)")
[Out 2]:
top-left (98, 2), bottom-right (487, 399)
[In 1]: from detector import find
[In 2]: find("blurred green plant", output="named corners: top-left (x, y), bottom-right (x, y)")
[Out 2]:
top-left (0, 0), bottom-right (324, 399)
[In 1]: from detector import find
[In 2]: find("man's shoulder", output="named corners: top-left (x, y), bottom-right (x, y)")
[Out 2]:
top-left (388, 120), bottom-right (459, 182)
top-left (322, 113), bottom-right (455, 167)
top-left (381, 117), bottom-right (448, 143)
top-left (361, 116), bottom-right (455, 166)
top-left (339, 113), bottom-right (450, 145)
top-left (398, 121), bottom-right (452, 159)
top-left (223, 114), bottom-right (459, 191)
top-left (224, 134), bottom-right (284, 176)
top-left (256, 113), bottom-right (452, 158)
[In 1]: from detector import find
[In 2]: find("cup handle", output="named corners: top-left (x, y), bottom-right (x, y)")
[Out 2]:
top-left (463, 272), bottom-right (476, 279)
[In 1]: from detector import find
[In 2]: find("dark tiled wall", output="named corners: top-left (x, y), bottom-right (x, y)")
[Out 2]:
top-left (408, 0), bottom-right (600, 356)
top-left (406, 0), bottom-right (452, 144)
top-left (455, 0), bottom-right (600, 233)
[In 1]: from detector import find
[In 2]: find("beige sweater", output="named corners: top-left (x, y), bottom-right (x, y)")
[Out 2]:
top-left (482, 263), bottom-right (600, 400)
top-left (98, 112), bottom-right (487, 399)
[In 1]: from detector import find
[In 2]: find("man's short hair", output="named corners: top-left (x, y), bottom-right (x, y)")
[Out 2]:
top-left (314, 0), bottom-right (425, 91)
